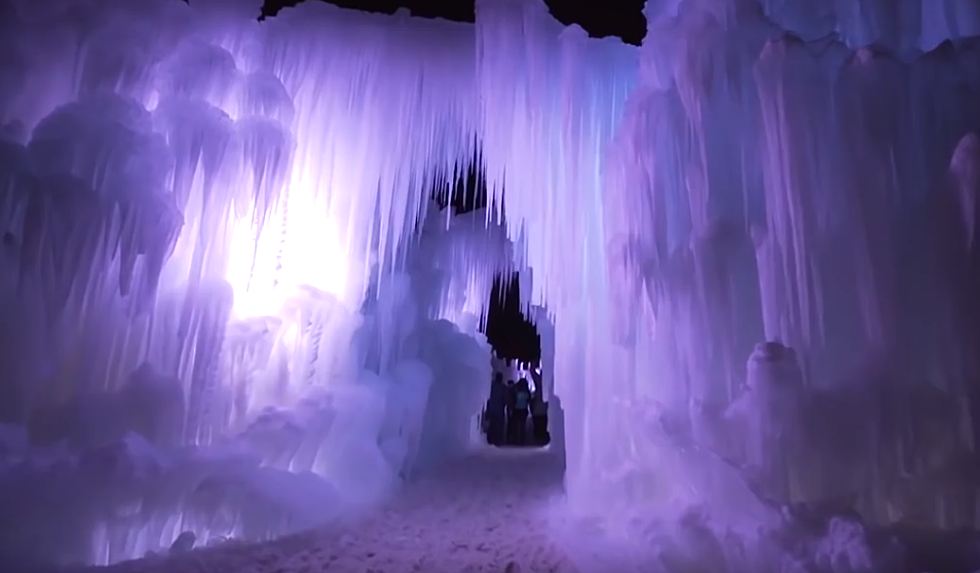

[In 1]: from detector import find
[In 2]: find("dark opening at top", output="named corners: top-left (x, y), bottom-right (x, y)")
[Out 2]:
top-left (258, 0), bottom-right (648, 45)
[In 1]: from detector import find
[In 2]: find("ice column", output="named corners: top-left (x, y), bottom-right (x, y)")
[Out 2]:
top-left (475, 0), bottom-right (638, 501)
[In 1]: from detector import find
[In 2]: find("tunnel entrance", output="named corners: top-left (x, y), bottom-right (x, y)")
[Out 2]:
top-left (480, 272), bottom-right (552, 448)
top-left (430, 157), bottom-right (555, 450)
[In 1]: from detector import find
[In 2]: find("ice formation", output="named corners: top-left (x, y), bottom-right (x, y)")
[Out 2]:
top-left (0, 0), bottom-right (506, 566)
top-left (476, 0), bottom-right (980, 570)
top-left (1, 0), bottom-right (980, 570)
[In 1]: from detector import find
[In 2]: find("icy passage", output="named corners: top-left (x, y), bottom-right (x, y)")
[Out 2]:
top-left (80, 447), bottom-right (577, 573)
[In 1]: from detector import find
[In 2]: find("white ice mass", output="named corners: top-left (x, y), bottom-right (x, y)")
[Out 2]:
top-left (1, 0), bottom-right (980, 570)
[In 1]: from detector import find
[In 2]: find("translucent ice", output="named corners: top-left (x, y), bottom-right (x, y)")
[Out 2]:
top-left (0, 0), bottom-right (502, 565)
top-left (3, 0), bottom-right (980, 569)
top-left (475, 0), bottom-right (980, 570)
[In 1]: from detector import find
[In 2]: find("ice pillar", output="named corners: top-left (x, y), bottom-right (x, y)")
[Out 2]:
top-left (475, 0), bottom-right (638, 501)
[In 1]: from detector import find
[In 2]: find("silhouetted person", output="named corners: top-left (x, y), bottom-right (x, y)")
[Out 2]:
top-left (510, 378), bottom-right (531, 445)
top-left (531, 390), bottom-right (548, 445)
top-left (485, 373), bottom-right (508, 446)
top-left (504, 379), bottom-right (516, 444)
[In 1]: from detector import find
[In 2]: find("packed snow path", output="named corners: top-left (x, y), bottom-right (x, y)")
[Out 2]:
top-left (89, 447), bottom-right (578, 573)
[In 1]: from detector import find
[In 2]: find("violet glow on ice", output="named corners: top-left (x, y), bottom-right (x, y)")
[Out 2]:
top-left (0, 0), bottom-right (978, 570)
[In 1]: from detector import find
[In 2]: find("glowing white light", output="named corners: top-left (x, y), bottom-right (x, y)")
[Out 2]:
top-left (226, 181), bottom-right (348, 318)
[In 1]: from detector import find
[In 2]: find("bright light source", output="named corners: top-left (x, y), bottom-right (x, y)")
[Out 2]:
top-left (226, 181), bottom-right (347, 318)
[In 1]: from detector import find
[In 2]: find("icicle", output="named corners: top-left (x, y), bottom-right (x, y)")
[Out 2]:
top-left (237, 117), bottom-right (293, 236)
top-left (182, 279), bottom-right (233, 444)
top-left (153, 98), bottom-right (234, 211)
top-left (157, 40), bottom-right (240, 107)
top-left (240, 71), bottom-right (296, 127)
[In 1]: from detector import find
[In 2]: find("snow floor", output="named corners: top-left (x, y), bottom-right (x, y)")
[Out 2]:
top-left (83, 446), bottom-right (579, 573)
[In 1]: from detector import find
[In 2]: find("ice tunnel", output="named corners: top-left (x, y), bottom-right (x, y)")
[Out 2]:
top-left (1, 0), bottom-right (980, 568)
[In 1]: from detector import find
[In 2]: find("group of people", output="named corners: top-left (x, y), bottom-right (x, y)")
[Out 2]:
top-left (482, 371), bottom-right (550, 447)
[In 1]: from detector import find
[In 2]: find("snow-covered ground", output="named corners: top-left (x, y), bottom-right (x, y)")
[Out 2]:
top-left (80, 446), bottom-right (578, 573)
top-left (26, 437), bottom-right (980, 573)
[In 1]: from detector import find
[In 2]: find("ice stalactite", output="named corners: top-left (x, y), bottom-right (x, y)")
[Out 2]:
top-left (477, 0), bottom-right (636, 308)
top-left (255, 3), bottom-right (479, 297)
top-left (417, 202), bottom-right (516, 328)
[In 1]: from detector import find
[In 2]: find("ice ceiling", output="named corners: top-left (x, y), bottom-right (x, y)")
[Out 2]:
top-left (0, 0), bottom-right (979, 568)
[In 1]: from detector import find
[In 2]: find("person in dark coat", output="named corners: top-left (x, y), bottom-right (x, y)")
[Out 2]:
top-left (485, 372), bottom-right (508, 446)
top-left (510, 378), bottom-right (532, 445)
top-left (504, 379), bottom-right (516, 444)
top-left (531, 390), bottom-right (549, 445)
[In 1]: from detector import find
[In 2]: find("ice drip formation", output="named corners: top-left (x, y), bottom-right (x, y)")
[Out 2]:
top-left (0, 0), bottom-right (979, 569)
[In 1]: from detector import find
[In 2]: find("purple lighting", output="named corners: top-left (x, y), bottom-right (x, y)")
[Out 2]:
top-left (0, 0), bottom-right (979, 570)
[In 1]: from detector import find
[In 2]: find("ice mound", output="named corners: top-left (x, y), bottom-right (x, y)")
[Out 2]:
top-left (411, 319), bottom-right (493, 464)
top-left (550, 502), bottom-right (908, 573)
top-left (311, 379), bottom-right (397, 506)
top-left (683, 341), bottom-right (971, 526)
top-left (28, 363), bottom-right (185, 450)
top-left (184, 458), bottom-right (345, 541)
top-left (0, 364), bottom-right (386, 567)
top-left (0, 425), bottom-right (348, 567)
top-left (554, 334), bottom-right (980, 572)
top-left (378, 358), bottom-right (434, 480)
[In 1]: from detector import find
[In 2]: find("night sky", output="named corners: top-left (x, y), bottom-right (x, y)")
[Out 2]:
top-left (259, 0), bottom-right (647, 46)
top-left (252, 0), bottom-right (646, 363)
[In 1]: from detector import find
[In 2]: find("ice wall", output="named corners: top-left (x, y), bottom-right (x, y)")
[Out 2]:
top-left (0, 0), bottom-right (501, 566)
top-left (645, 0), bottom-right (980, 56)
top-left (758, 0), bottom-right (980, 56)
top-left (475, 0), bottom-right (980, 565)
top-left (620, 2), bottom-right (980, 527)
